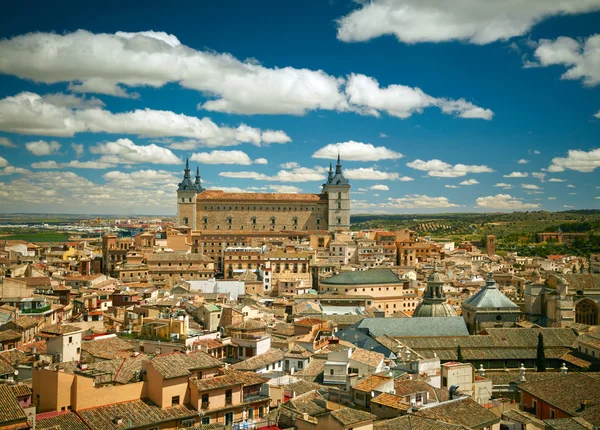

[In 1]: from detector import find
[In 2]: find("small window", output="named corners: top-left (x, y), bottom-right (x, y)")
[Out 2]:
top-left (172, 395), bottom-right (180, 406)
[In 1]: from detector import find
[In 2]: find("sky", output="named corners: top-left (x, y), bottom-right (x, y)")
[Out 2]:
top-left (0, 0), bottom-right (599, 215)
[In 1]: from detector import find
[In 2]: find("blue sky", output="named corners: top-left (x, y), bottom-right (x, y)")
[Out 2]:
top-left (0, 0), bottom-right (598, 215)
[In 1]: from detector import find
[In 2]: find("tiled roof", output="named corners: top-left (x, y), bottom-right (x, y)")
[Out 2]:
top-left (191, 373), bottom-right (242, 392)
top-left (13, 316), bottom-right (40, 330)
top-left (353, 374), bottom-right (392, 392)
top-left (36, 412), bottom-right (88, 430)
top-left (544, 417), bottom-right (595, 429)
top-left (502, 408), bottom-right (545, 426)
top-left (350, 347), bottom-right (384, 368)
top-left (286, 379), bottom-right (325, 396)
top-left (321, 269), bottom-right (404, 286)
top-left (354, 317), bottom-right (469, 338)
top-left (231, 348), bottom-right (285, 371)
top-left (0, 385), bottom-right (26, 426)
top-left (81, 337), bottom-right (136, 360)
top-left (284, 344), bottom-right (313, 359)
top-left (10, 384), bottom-right (31, 398)
top-left (374, 415), bottom-right (466, 430)
top-left (226, 319), bottom-right (266, 331)
top-left (41, 323), bottom-right (83, 335)
top-left (147, 253), bottom-right (213, 262)
top-left (284, 390), bottom-right (328, 416)
top-left (295, 358), bottom-right (326, 381)
top-left (330, 407), bottom-right (376, 426)
top-left (197, 189), bottom-right (325, 202)
top-left (0, 330), bottom-right (21, 342)
top-left (563, 274), bottom-right (600, 290)
top-left (222, 367), bottom-right (268, 387)
top-left (520, 373), bottom-right (600, 425)
top-left (462, 278), bottom-right (519, 309)
top-left (77, 399), bottom-right (197, 429)
top-left (371, 392), bottom-right (411, 410)
top-left (414, 397), bottom-right (500, 429)
top-left (150, 351), bottom-right (223, 379)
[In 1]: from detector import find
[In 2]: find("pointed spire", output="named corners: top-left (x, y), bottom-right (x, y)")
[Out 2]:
top-left (194, 165), bottom-right (204, 192)
top-left (336, 151), bottom-right (342, 174)
top-left (184, 158), bottom-right (191, 178)
top-left (328, 162), bottom-right (334, 180)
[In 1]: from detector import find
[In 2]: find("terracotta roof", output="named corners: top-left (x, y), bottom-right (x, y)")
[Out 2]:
top-left (374, 415), bottom-right (466, 430)
top-left (231, 348), bottom-right (285, 371)
top-left (415, 397), bottom-right (500, 428)
top-left (371, 392), bottom-right (411, 411)
top-left (284, 390), bottom-right (328, 416)
top-left (544, 417), bottom-right (595, 429)
top-left (150, 351), bottom-right (223, 379)
top-left (353, 374), bottom-right (392, 392)
top-left (36, 412), bottom-right (88, 430)
top-left (563, 274), bottom-right (600, 290)
top-left (226, 319), bottom-right (266, 331)
top-left (12, 316), bottom-right (40, 330)
top-left (284, 344), bottom-right (313, 359)
top-left (192, 368), bottom-right (266, 392)
top-left (0, 385), bottom-right (26, 426)
top-left (330, 408), bottom-right (376, 426)
top-left (350, 347), bottom-right (384, 368)
top-left (197, 189), bottom-right (326, 202)
top-left (41, 323), bottom-right (83, 335)
top-left (77, 399), bottom-right (197, 429)
top-left (0, 330), bottom-right (21, 342)
top-left (286, 380), bottom-right (325, 396)
top-left (10, 384), bottom-right (31, 398)
top-left (147, 253), bottom-right (213, 262)
top-left (81, 337), bottom-right (136, 360)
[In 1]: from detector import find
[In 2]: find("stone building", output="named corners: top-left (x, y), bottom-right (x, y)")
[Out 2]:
top-left (462, 273), bottom-right (521, 334)
top-left (177, 156), bottom-right (350, 232)
top-left (413, 266), bottom-right (457, 317)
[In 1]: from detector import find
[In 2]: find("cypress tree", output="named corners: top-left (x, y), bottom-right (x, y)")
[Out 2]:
top-left (536, 333), bottom-right (546, 372)
top-left (457, 345), bottom-right (464, 362)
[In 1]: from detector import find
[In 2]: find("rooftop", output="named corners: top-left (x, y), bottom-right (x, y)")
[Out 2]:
top-left (150, 350), bottom-right (223, 379)
top-left (415, 397), bottom-right (500, 429)
top-left (330, 408), bottom-right (376, 426)
top-left (321, 269), bottom-right (404, 286)
top-left (197, 189), bottom-right (326, 202)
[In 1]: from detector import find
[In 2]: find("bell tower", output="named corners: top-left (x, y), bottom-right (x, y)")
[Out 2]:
top-left (177, 159), bottom-right (198, 228)
top-left (323, 153), bottom-right (350, 232)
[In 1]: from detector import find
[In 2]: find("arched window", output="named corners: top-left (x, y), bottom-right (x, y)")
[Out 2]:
top-left (293, 217), bottom-right (298, 226)
top-left (337, 202), bottom-right (341, 209)
top-left (270, 216), bottom-right (276, 226)
top-left (576, 299), bottom-right (598, 325)
top-left (227, 217), bottom-right (232, 225)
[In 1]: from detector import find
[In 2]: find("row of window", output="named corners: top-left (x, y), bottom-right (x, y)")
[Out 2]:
top-left (202, 205), bottom-right (323, 211)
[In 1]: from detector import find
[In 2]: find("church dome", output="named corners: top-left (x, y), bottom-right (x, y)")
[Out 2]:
top-left (414, 301), bottom-right (457, 318)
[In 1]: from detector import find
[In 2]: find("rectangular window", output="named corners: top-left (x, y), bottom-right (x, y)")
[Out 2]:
top-left (259, 406), bottom-right (264, 418)
top-left (172, 395), bottom-right (180, 406)
top-left (225, 412), bottom-right (234, 426)
top-left (181, 419), bottom-right (195, 428)
top-left (225, 389), bottom-right (232, 405)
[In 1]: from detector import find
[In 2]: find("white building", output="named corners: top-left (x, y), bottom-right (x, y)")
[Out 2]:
top-left (42, 324), bottom-right (84, 363)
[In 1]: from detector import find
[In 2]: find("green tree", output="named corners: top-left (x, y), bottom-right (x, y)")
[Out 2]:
top-left (536, 333), bottom-right (546, 372)
top-left (457, 345), bottom-right (464, 362)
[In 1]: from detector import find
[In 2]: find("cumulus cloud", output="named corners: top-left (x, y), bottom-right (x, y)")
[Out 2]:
top-left (312, 141), bottom-right (403, 161)
top-left (25, 140), bottom-right (61, 156)
top-left (31, 160), bottom-right (115, 169)
top-left (548, 148), bottom-right (600, 173)
top-left (370, 184), bottom-right (390, 191)
top-left (0, 30), bottom-right (493, 120)
top-left (90, 138), bottom-right (181, 165)
top-left (517, 159), bottom-right (529, 164)
top-left (0, 156), bottom-right (8, 168)
top-left (459, 179), bottom-right (479, 186)
top-left (254, 158), bottom-right (268, 165)
top-left (191, 150), bottom-right (253, 165)
top-left (336, 1), bottom-right (600, 45)
top-left (476, 194), bottom-right (541, 209)
top-left (548, 178), bottom-right (565, 182)
top-left (567, 184), bottom-right (576, 188)
top-left (532, 172), bottom-right (546, 182)
top-left (522, 184), bottom-right (542, 190)
top-left (595, 110), bottom-right (600, 118)
top-left (219, 166), bottom-right (327, 183)
top-left (445, 185), bottom-right (459, 189)
top-left (385, 194), bottom-right (460, 208)
top-left (503, 171), bottom-right (529, 178)
top-left (0, 92), bottom-right (290, 147)
top-left (494, 183), bottom-right (513, 189)
top-left (0, 137), bottom-right (17, 148)
top-left (71, 143), bottom-right (84, 157)
top-left (548, 197), bottom-right (557, 200)
top-left (267, 185), bottom-right (302, 193)
top-left (406, 159), bottom-right (493, 178)
top-left (344, 167), bottom-right (412, 181)
top-left (345, 74), bottom-right (493, 120)
top-left (532, 35), bottom-right (600, 86)
top-left (280, 162), bottom-right (300, 169)
top-left (41, 92), bottom-right (105, 109)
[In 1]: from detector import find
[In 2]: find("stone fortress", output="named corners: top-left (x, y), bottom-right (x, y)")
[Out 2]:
top-left (177, 155), bottom-right (350, 233)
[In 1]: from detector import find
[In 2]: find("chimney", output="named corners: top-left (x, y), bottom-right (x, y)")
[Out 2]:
top-left (561, 362), bottom-right (568, 375)
top-left (519, 363), bottom-right (526, 382)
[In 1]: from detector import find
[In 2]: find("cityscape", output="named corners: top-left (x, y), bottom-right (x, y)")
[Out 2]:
top-left (0, 1), bottom-right (600, 430)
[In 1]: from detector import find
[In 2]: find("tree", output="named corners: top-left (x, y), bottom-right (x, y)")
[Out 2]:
top-left (536, 333), bottom-right (546, 372)
top-left (457, 345), bottom-right (464, 362)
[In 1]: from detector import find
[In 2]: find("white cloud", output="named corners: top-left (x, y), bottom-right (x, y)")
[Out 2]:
top-left (370, 184), bottom-right (390, 191)
top-left (41, 92), bottom-right (105, 109)
top-left (191, 150), bottom-right (253, 165)
top-left (494, 183), bottom-right (513, 189)
top-left (25, 140), bottom-right (61, 156)
top-left (532, 172), bottom-right (546, 182)
top-left (517, 159), bottom-right (529, 164)
top-left (219, 166), bottom-right (327, 183)
top-left (280, 162), bottom-right (300, 169)
top-left (476, 194), bottom-right (540, 209)
top-left (71, 143), bottom-right (84, 157)
top-left (548, 178), bottom-right (565, 182)
top-left (532, 35), bottom-right (600, 86)
top-left (31, 160), bottom-right (115, 169)
top-left (344, 167), bottom-right (410, 181)
top-left (345, 74), bottom-right (493, 120)
top-left (459, 179), bottom-right (479, 186)
top-left (379, 133), bottom-right (388, 138)
top-left (0, 166), bottom-right (31, 176)
top-left (522, 184), bottom-right (542, 190)
top-left (595, 110), bottom-right (600, 118)
top-left (530, 149), bottom-right (541, 155)
top-left (0, 92), bottom-right (290, 147)
top-left (406, 158), bottom-right (493, 177)
top-left (548, 148), bottom-right (600, 173)
top-left (254, 158), bottom-right (268, 165)
top-left (0, 156), bottom-right (8, 168)
top-left (564, 205), bottom-right (575, 208)
top-left (569, 192), bottom-right (577, 195)
top-left (0, 30), bottom-right (494, 120)
top-left (503, 171), bottom-right (529, 178)
top-left (567, 184), bottom-right (576, 188)
top-left (548, 197), bottom-right (557, 200)
top-left (90, 138), bottom-right (181, 165)
top-left (385, 194), bottom-right (460, 208)
top-left (445, 185), bottom-right (459, 189)
top-left (0, 137), bottom-right (17, 148)
top-left (312, 141), bottom-right (403, 161)
top-left (261, 130), bottom-right (292, 144)
top-left (336, 1), bottom-right (600, 45)
top-left (267, 185), bottom-right (302, 193)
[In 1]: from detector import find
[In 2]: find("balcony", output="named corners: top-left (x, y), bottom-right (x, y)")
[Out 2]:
top-left (243, 393), bottom-right (270, 404)
top-left (21, 304), bottom-right (51, 314)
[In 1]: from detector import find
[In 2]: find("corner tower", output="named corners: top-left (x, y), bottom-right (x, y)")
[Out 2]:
top-left (323, 154), bottom-right (350, 232)
top-left (177, 159), bottom-right (198, 227)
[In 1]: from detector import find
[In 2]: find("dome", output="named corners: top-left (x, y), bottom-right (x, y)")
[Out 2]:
top-left (428, 271), bottom-right (443, 284)
top-left (414, 301), bottom-right (457, 318)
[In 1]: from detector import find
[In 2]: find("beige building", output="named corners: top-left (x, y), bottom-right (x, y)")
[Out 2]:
top-left (177, 156), bottom-right (350, 232)
top-left (146, 252), bottom-right (215, 284)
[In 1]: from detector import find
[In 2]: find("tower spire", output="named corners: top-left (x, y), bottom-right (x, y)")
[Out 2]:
top-left (194, 165), bottom-right (204, 192)
top-left (328, 162), bottom-right (334, 181)
top-left (184, 158), bottom-right (191, 178)
top-left (336, 151), bottom-right (342, 174)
